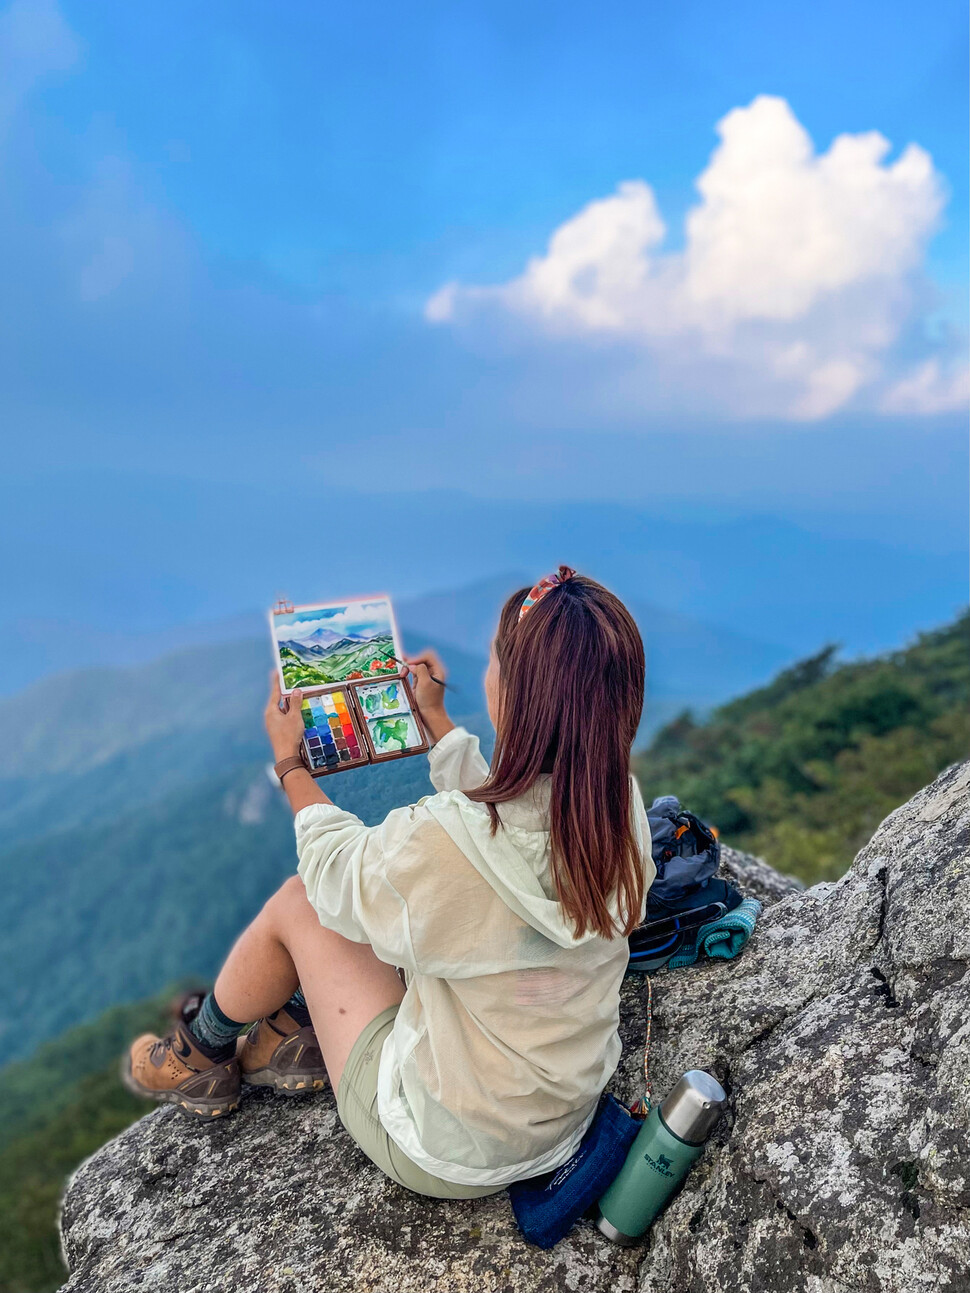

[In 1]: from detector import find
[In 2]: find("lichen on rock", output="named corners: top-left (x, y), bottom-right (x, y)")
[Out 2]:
top-left (59, 762), bottom-right (970, 1293)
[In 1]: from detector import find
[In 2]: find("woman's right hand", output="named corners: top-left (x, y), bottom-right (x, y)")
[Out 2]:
top-left (405, 649), bottom-right (455, 744)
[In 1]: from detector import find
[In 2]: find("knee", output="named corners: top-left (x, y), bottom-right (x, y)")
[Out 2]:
top-left (261, 874), bottom-right (314, 932)
top-left (279, 874), bottom-right (307, 904)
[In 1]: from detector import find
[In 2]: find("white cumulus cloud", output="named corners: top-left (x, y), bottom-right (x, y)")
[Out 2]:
top-left (879, 359), bottom-right (970, 415)
top-left (426, 95), bottom-right (967, 420)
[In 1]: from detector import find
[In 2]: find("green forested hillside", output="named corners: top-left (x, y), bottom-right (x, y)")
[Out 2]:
top-left (0, 993), bottom-right (176, 1293)
top-left (0, 750), bottom-right (473, 1066)
top-left (635, 609), bottom-right (970, 884)
top-left (0, 768), bottom-right (296, 1064)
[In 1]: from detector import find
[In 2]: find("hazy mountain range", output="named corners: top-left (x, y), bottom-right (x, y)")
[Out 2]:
top-left (3, 495), bottom-right (965, 694)
top-left (279, 632), bottom-right (384, 660)
top-left (4, 571), bottom-right (794, 721)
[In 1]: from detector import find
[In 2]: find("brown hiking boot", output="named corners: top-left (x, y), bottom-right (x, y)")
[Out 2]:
top-left (122, 990), bottom-right (241, 1120)
top-left (237, 1006), bottom-right (329, 1096)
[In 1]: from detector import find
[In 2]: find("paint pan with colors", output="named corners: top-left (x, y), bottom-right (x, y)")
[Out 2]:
top-left (357, 680), bottom-right (407, 719)
top-left (301, 689), bottom-right (364, 769)
top-left (367, 712), bottom-right (424, 755)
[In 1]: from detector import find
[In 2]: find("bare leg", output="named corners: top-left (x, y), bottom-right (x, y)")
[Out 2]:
top-left (214, 875), bottom-right (405, 1092)
top-left (212, 889), bottom-right (301, 1024)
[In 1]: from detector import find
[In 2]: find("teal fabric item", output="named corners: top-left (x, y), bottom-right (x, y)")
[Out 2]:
top-left (666, 897), bottom-right (763, 968)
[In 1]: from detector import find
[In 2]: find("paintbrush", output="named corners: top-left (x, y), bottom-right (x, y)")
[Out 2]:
top-left (393, 657), bottom-right (459, 694)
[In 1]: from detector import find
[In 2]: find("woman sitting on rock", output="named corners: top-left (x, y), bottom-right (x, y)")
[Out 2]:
top-left (125, 567), bottom-right (656, 1200)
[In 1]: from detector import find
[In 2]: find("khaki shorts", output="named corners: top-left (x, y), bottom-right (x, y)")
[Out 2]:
top-left (335, 1004), bottom-right (505, 1200)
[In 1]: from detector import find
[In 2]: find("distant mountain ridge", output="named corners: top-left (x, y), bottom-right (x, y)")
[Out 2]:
top-left (0, 573), bottom-right (798, 786)
top-left (280, 633), bottom-right (377, 659)
top-left (3, 492), bottom-right (964, 694)
top-left (282, 626), bottom-right (353, 648)
top-left (0, 569), bottom-right (795, 700)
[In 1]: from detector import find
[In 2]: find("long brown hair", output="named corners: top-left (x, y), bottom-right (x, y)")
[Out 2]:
top-left (466, 568), bottom-right (646, 940)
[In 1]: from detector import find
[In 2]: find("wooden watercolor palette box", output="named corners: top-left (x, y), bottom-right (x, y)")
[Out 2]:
top-left (269, 595), bottom-right (429, 778)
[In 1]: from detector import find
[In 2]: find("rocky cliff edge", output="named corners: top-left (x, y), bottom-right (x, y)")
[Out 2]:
top-left (59, 760), bottom-right (970, 1293)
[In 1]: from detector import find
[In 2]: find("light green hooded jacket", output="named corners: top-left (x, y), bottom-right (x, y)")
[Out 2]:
top-left (295, 725), bottom-right (655, 1187)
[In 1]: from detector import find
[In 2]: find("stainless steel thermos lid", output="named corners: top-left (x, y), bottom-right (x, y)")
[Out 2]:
top-left (659, 1070), bottom-right (726, 1145)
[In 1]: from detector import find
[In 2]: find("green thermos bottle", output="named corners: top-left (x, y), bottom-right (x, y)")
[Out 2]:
top-left (596, 1069), bottom-right (727, 1244)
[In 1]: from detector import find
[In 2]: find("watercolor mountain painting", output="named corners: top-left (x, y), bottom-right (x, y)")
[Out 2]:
top-left (271, 598), bottom-right (400, 689)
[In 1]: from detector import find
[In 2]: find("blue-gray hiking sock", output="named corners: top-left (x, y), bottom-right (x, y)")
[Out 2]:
top-left (283, 986), bottom-right (312, 1028)
top-left (187, 992), bottom-right (245, 1060)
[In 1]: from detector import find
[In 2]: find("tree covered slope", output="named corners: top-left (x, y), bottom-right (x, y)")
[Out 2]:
top-left (635, 609), bottom-right (970, 884)
top-left (0, 992), bottom-right (175, 1293)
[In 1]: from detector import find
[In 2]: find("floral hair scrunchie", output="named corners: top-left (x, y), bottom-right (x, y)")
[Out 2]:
top-left (518, 565), bottom-right (576, 621)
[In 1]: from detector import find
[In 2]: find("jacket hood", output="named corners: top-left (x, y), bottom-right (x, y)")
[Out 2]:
top-left (422, 775), bottom-right (652, 949)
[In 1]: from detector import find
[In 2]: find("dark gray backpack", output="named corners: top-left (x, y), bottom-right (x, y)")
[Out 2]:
top-left (627, 796), bottom-right (739, 973)
top-left (645, 794), bottom-right (720, 902)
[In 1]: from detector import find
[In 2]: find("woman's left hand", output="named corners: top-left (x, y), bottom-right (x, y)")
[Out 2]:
top-left (265, 670), bottom-right (305, 762)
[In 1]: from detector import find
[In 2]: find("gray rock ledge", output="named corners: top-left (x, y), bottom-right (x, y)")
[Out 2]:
top-left (59, 761), bottom-right (970, 1293)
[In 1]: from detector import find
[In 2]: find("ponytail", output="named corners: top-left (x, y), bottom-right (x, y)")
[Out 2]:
top-left (466, 574), bottom-right (646, 940)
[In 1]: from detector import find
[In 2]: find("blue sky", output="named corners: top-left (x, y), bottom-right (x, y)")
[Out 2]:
top-left (275, 602), bottom-right (395, 645)
top-left (45, 1), bottom-right (969, 300)
top-left (0, 0), bottom-right (966, 684)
